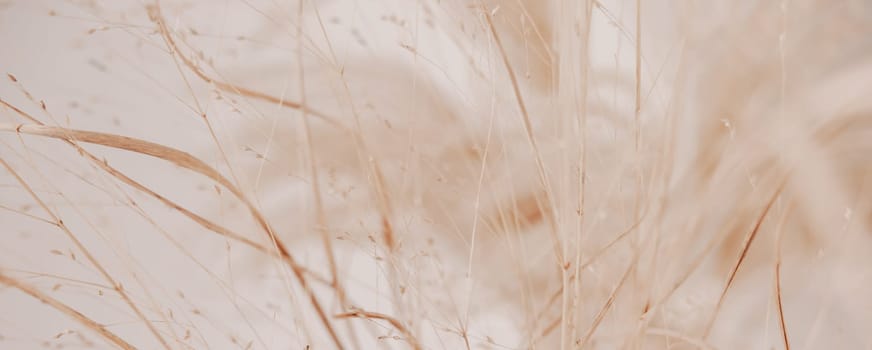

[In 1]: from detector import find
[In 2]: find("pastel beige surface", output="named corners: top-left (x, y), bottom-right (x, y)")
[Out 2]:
top-left (1, 0), bottom-right (871, 349)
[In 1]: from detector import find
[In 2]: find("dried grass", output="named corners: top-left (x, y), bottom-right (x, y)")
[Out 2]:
top-left (1, 0), bottom-right (871, 349)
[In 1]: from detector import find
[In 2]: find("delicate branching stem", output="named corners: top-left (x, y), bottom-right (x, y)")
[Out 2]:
top-left (0, 157), bottom-right (172, 350)
top-left (0, 272), bottom-right (137, 350)
top-left (0, 120), bottom-right (343, 349)
top-left (336, 309), bottom-right (422, 350)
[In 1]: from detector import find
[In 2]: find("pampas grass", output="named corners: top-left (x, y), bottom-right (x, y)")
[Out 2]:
top-left (2, 0), bottom-right (872, 349)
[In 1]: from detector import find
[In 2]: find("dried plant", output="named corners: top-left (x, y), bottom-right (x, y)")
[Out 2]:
top-left (1, 0), bottom-right (871, 349)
